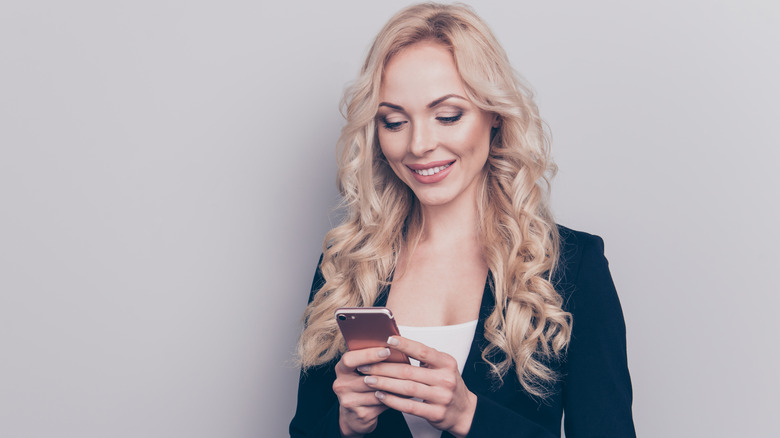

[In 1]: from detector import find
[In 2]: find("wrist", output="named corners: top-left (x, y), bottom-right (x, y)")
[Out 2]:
top-left (338, 413), bottom-right (364, 438)
top-left (338, 424), bottom-right (364, 438)
top-left (449, 391), bottom-right (477, 438)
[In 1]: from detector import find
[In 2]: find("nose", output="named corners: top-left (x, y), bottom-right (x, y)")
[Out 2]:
top-left (409, 122), bottom-right (436, 157)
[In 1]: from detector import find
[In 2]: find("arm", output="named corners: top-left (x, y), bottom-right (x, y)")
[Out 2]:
top-left (289, 256), bottom-right (344, 438)
top-left (289, 363), bottom-right (343, 438)
top-left (562, 234), bottom-right (636, 437)
top-left (464, 395), bottom-right (557, 438)
top-left (465, 231), bottom-right (636, 438)
top-left (289, 257), bottom-right (392, 438)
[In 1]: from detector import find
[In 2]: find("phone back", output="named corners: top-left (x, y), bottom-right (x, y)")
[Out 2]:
top-left (335, 307), bottom-right (409, 363)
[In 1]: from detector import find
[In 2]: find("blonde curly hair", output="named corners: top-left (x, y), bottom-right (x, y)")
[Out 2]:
top-left (297, 2), bottom-right (571, 397)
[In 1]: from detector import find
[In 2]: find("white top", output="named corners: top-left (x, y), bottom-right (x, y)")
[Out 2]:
top-left (396, 319), bottom-right (479, 438)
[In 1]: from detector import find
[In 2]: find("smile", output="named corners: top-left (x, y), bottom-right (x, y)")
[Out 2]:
top-left (412, 163), bottom-right (452, 176)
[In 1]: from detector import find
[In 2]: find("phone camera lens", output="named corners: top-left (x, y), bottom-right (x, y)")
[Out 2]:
top-left (338, 314), bottom-right (346, 321)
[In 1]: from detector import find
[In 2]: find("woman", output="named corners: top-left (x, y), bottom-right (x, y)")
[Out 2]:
top-left (290, 3), bottom-right (635, 437)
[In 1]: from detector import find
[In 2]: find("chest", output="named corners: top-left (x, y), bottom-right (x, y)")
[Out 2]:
top-left (385, 249), bottom-right (487, 326)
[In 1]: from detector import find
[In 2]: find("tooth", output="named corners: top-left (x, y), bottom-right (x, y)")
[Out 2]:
top-left (414, 164), bottom-right (453, 176)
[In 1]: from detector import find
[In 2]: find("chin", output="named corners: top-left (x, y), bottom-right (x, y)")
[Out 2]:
top-left (414, 193), bottom-right (455, 207)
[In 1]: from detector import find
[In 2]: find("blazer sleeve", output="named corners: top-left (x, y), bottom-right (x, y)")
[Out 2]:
top-left (465, 395), bottom-right (558, 438)
top-left (289, 256), bottom-right (344, 438)
top-left (465, 232), bottom-right (636, 438)
top-left (561, 234), bottom-right (636, 437)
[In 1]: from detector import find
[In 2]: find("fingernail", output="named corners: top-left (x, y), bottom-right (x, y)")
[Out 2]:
top-left (357, 365), bottom-right (371, 373)
top-left (364, 376), bottom-right (377, 385)
top-left (375, 391), bottom-right (386, 400)
top-left (377, 348), bottom-right (390, 358)
top-left (387, 337), bottom-right (399, 346)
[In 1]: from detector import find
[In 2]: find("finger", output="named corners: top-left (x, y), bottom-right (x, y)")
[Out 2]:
top-left (333, 365), bottom-right (400, 397)
top-left (387, 336), bottom-right (458, 370)
top-left (363, 374), bottom-right (449, 404)
top-left (373, 390), bottom-right (444, 423)
top-left (336, 347), bottom-right (393, 374)
top-left (343, 405), bottom-right (387, 422)
top-left (337, 389), bottom-right (390, 409)
top-left (332, 372), bottom-right (385, 397)
top-left (357, 361), bottom-right (430, 383)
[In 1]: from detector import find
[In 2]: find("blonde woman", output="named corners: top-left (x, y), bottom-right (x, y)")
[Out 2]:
top-left (290, 3), bottom-right (635, 437)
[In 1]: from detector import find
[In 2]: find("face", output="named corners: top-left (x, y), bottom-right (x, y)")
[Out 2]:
top-left (377, 41), bottom-right (498, 209)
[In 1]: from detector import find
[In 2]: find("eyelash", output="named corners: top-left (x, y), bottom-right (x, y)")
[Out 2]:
top-left (380, 113), bottom-right (463, 131)
top-left (382, 119), bottom-right (406, 131)
top-left (437, 113), bottom-right (462, 124)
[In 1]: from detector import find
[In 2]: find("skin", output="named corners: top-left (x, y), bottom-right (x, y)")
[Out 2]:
top-left (334, 41), bottom-right (498, 438)
top-left (375, 42), bottom-right (498, 213)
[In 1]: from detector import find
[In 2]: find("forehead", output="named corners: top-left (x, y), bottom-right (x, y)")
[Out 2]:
top-left (379, 41), bottom-right (467, 105)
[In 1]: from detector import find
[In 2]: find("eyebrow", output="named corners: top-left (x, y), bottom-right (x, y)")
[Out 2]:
top-left (378, 94), bottom-right (467, 111)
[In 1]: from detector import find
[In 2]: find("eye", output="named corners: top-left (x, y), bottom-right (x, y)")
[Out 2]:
top-left (436, 113), bottom-right (462, 124)
top-left (384, 121), bottom-right (405, 131)
top-left (380, 116), bottom-right (407, 132)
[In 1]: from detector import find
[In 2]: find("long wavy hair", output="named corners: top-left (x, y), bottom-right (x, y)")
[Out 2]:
top-left (297, 2), bottom-right (572, 397)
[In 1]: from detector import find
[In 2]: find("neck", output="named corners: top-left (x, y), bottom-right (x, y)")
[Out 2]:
top-left (417, 190), bottom-right (481, 246)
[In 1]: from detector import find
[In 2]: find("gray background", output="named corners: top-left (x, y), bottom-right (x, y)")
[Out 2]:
top-left (1, 0), bottom-right (778, 437)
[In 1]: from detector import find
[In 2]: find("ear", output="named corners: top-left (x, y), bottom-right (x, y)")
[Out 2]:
top-left (491, 114), bottom-right (501, 128)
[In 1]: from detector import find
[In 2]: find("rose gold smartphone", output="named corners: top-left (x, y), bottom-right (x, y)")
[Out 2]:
top-left (335, 307), bottom-right (410, 364)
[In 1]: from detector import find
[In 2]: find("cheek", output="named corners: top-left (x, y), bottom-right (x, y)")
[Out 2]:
top-left (377, 139), bottom-right (404, 182)
top-left (475, 117), bottom-right (495, 154)
top-left (378, 133), bottom-right (404, 162)
top-left (450, 122), bottom-right (492, 158)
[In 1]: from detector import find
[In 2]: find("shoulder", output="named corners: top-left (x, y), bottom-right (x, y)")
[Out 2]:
top-left (307, 253), bottom-right (326, 304)
top-left (556, 224), bottom-right (607, 282)
top-left (555, 226), bottom-right (636, 435)
top-left (554, 225), bottom-right (617, 313)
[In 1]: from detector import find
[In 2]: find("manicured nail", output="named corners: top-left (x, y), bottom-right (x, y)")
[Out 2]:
top-left (387, 337), bottom-right (399, 346)
top-left (364, 376), bottom-right (377, 385)
top-left (357, 365), bottom-right (371, 373)
top-left (375, 391), bottom-right (386, 400)
top-left (377, 348), bottom-right (390, 358)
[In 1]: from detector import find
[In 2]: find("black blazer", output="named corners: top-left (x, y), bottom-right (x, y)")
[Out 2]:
top-left (290, 226), bottom-right (636, 437)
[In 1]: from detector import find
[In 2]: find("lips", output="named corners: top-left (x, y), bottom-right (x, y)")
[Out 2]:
top-left (406, 160), bottom-right (455, 184)
top-left (412, 163), bottom-right (451, 176)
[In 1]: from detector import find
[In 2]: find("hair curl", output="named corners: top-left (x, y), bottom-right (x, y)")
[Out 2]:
top-left (297, 2), bottom-right (571, 398)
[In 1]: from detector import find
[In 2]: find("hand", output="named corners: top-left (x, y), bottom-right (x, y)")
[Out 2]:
top-left (333, 346), bottom-right (394, 437)
top-left (358, 336), bottom-right (477, 438)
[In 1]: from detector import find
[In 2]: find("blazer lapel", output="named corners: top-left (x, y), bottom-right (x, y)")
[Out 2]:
top-left (369, 274), bottom-right (495, 438)
top-left (461, 275), bottom-right (495, 392)
top-left (366, 409), bottom-right (413, 438)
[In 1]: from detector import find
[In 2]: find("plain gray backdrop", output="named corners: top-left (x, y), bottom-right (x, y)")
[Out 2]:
top-left (1, 0), bottom-right (778, 437)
